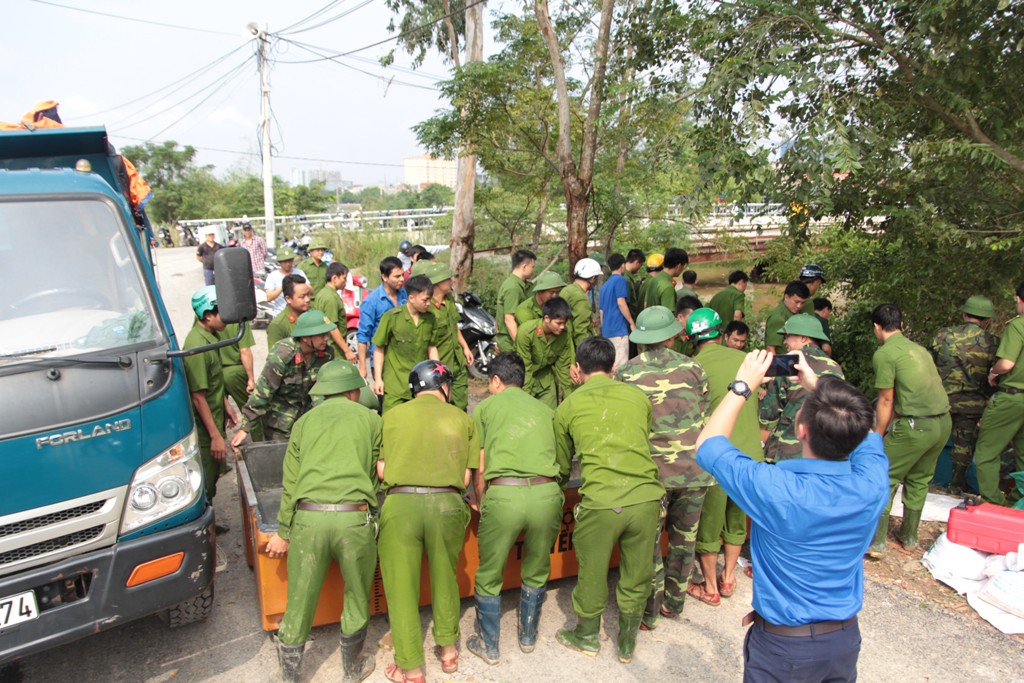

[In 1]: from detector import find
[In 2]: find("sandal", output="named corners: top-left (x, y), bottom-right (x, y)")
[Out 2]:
top-left (385, 662), bottom-right (426, 683)
top-left (659, 604), bottom-right (679, 619)
top-left (686, 581), bottom-right (721, 607)
top-left (433, 644), bottom-right (459, 674)
top-left (744, 565), bottom-right (754, 580)
top-left (719, 576), bottom-right (736, 598)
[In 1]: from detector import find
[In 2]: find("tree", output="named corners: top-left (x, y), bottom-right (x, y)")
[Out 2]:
top-left (121, 141), bottom-right (214, 224)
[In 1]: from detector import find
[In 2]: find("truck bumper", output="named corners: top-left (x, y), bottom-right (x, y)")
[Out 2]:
top-left (0, 505), bottom-right (215, 664)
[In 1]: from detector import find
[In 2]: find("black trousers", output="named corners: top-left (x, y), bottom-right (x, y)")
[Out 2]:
top-left (743, 618), bottom-right (861, 683)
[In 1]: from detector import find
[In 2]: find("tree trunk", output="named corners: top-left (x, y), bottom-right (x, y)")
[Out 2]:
top-left (532, 178), bottom-right (549, 252)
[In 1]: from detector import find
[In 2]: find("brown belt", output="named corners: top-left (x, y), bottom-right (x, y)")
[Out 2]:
top-left (388, 486), bottom-right (459, 495)
top-left (489, 476), bottom-right (555, 486)
top-left (747, 612), bottom-right (856, 637)
top-left (296, 501), bottom-right (368, 512)
top-left (997, 386), bottom-right (1024, 395)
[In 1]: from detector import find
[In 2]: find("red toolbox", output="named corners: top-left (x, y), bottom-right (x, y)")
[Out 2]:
top-left (947, 502), bottom-right (1024, 555)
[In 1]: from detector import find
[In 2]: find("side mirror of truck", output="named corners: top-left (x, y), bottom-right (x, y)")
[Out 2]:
top-left (214, 248), bottom-right (257, 324)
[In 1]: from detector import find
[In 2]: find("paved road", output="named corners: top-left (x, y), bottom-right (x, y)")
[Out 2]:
top-left (3, 247), bottom-right (1023, 682)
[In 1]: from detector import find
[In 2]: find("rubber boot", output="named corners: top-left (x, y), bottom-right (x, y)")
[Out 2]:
top-left (556, 616), bottom-right (601, 656)
top-left (339, 628), bottom-right (375, 683)
top-left (517, 584), bottom-right (546, 653)
top-left (949, 464), bottom-right (968, 496)
top-left (866, 514), bottom-right (889, 557)
top-left (466, 593), bottom-right (502, 665)
top-left (899, 508), bottom-right (923, 551)
top-left (276, 638), bottom-right (304, 683)
top-left (616, 613), bottom-right (643, 664)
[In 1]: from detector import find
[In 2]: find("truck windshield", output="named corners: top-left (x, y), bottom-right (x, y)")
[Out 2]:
top-left (0, 197), bottom-right (159, 361)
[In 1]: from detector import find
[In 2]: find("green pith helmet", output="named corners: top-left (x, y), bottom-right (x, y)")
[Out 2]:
top-left (779, 313), bottom-right (831, 343)
top-left (191, 285), bottom-right (217, 319)
top-left (686, 307), bottom-right (722, 342)
top-left (531, 271), bottom-right (568, 293)
top-left (276, 246), bottom-right (298, 262)
top-left (629, 306), bottom-right (684, 345)
top-left (357, 385), bottom-right (381, 411)
top-left (308, 238), bottom-right (330, 252)
top-left (291, 310), bottom-right (337, 337)
top-left (309, 360), bottom-right (367, 396)
top-left (410, 260), bottom-right (433, 279)
top-left (429, 261), bottom-right (453, 283)
top-left (960, 295), bottom-right (996, 319)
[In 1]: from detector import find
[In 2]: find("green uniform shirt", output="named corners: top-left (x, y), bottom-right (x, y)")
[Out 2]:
top-left (514, 296), bottom-right (543, 326)
top-left (495, 274), bottom-right (529, 351)
top-left (560, 282), bottom-right (594, 349)
top-left (995, 316), bottom-right (1024, 390)
top-left (554, 374), bottom-right (664, 510)
top-left (267, 309), bottom-right (300, 349)
top-left (625, 269), bottom-right (641, 317)
top-left (277, 396), bottom-right (382, 540)
top-left (473, 387), bottom-right (565, 483)
top-left (644, 272), bottom-right (676, 310)
top-left (708, 285), bottom-right (745, 324)
top-left (217, 322), bottom-right (255, 368)
top-left (380, 394), bottom-right (480, 490)
top-left (763, 302), bottom-right (795, 350)
top-left (931, 322), bottom-right (998, 409)
top-left (615, 346), bottom-right (712, 489)
top-left (801, 298), bottom-right (816, 316)
top-left (313, 285), bottom-right (347, 358)
top-left (815, 313), bottom-right (832, 344)
top-left (696, 341), bottom-right (762, 459)
top-left (677, 286), bottom-right (700, 305)
top-left (431, 294), bottom-right (468, 374)
top-left (298, 258), bottom-right (328, 296)
top-left (183, 322), bottom-right (225, 445)
top-left (372, 304), bottom-right (439, 404)
top-left (514, 319), bottom-right (576, 402)
top-left (672, 337), bottom-right (697, 358)
top-left (873, 332), bottom-right (950, 416)
top-left (241, 337), bottom-right (333, 435)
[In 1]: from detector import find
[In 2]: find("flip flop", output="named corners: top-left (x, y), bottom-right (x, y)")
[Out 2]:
top-left (686, 581), bottom-right (721, 607)
top-left (659, 605), bottom-right (679, 619)
top-left (385, 662), bottom-right (426, 683)
top-left (744, 566), bottom-right (754, 580)
top-left (434, 644), bottom-right (458, 674)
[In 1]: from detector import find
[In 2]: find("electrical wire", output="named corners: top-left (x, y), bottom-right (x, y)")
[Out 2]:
top-left (27, 0), bottom-right (237, 36)
top-left (280, 0), bottom-right (377, 35)
top-left (143, 57), bottom-right (255, 141)
top-left (278, 0), bottom-right (347, 34)
top-left (276, 37), bottom-right (445, 81)
top-left (275, 37), bottom-right (439, 90)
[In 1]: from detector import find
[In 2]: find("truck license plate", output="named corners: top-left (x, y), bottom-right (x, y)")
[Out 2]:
top-left (0, 590), bottom-right (39, 630)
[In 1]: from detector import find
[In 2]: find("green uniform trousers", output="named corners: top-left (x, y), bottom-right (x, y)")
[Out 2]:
top-left (950, 412), bottom-right (983, 468)
top-left (198, 443), bottom-right (218, 503)
top-left (571, 500), bottom-right (660, 619)
top-left (648, 487), bottom-right (707, 621)
top-left (223, 364), bottom-right (263, 442)
top-left (450, 366), bottom-right (469, 412)
top-left (379, 492), bottom-right (470, 669)
top-left (695, 484), bottom-right (746, 555)
top-left (974, 392), bottom-right (1024, 504)
top-left (528, 368), bottom-right (558, 409)
top-left (277, 509), bottom-right (377, 645)
top-left (882, 414), bottom-right (952, 514)
top-left (475, 482), bottom-right (564, 596)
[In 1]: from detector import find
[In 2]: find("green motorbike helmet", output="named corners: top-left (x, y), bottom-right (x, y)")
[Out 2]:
top-left (686, 307), bottom-right (722, 342)
top-left (191, 285), bottom-right (218, 319)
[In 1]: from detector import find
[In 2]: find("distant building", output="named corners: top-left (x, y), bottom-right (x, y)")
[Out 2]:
top-left (403, 154), bottom-right (458, 189)
top-left (290, 168), bottom-right (351, 192)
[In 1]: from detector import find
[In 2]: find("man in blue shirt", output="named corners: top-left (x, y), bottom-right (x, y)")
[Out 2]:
top-left (696, 349), bottom-right (889, 683)
top-left (599, 253), bottom-right (635, 369)
top-left (356, 256), bottom-right (408, 383)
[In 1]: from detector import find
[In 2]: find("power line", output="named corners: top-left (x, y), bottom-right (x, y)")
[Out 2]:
top-left (28, 0), bottom-right (238, 36)
top-left (277, 37), bottom-right (446, 81)
top-left (280, 0), bottom-right (377, 35)
top-left (275, 38), bottom-right (439, 91)
top-left (278, 0), bottom-right (347, 34)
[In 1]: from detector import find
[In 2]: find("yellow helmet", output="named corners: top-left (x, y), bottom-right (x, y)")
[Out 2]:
top-left (646, 253), bottom-right (664, 270)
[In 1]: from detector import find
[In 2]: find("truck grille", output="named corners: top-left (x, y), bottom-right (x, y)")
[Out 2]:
top-left (0, 501), bottom-right (105, 538)
top-left (0, 526), bottom-right (105, 565)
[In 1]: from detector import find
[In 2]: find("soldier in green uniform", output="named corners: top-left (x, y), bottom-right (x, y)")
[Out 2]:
top-left (673, 296), bottom-right (702, 357)
top-left (232, 311), bottom-right (335, 447)
top-left (554, 337), bottom-right (664, 664)
top-left (644, 247), bottom-right (687, 310)
top-left (931, 295), bottom-right (999, 494)
top-left (183, 285), bottom-right (236, 505)
top-left (514, 271), bottom-right (567, 326)
top-left (870, 304), bottom-right (952, 553)
top-left (624, 249), bottom-right (646, 319)
top-left (466, 353), bottom-right (569, 665)
top-left (763, 281), bottom-right (810, 354)
top-left (494, 249), bottom-right (536, 353)
top-left (677, 270), bottom-right (700, 304)
top-left (378, 361), bottom-right (479, 683)
top-left (297, 238), bottom-right (330, 296)
top-left (615, 307), bottom-right (711, 630)
top-left (267, 275), bottom-right (313, 348)
top-left (689, 308), bottom-right (761, 605)
top-left (218, 321), bottom-right (261, 442)
top-left (798, 264), bottom-right (825, 315)
top-left (515, 297), bottom-right (576, 408)
top-left (561, 258), bottom-right (603, 350)
top-left (637, 254), bottom-right (663, 308)
top-left (760, 315), bottom-right (844, 463)
top-left (707, 270), bottom-right (748, 324)
top-left (312, 261), bottom-right (359, 363)
top-left (414, 261), bottom-right (474, 411)
top-left (812, 297), bottom-right (834, 355)
top-left (975, 284), bottom-right (1024, 505)
top-left (723, 321), bottom-right (750, 352)
top-left (371, 274), bottom-right (440, 413)
top-left (266, 361), bottom-right (381, 683)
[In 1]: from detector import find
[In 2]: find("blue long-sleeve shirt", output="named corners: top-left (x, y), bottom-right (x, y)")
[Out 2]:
top-left (356, 284), bottom-right (408, 357)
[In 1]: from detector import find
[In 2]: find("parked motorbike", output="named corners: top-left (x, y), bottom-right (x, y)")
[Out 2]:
top-left (158, 227), bottom-right (173, 247)
top-left (341, 273), bottom-right (369, 357)
top-left (457, 290), bottom-right (498, 380)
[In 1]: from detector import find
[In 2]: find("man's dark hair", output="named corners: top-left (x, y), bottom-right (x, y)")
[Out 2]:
top-left (576, 337), bottom-right (615, 374)
top-left (626, 249), bottom-right (646, 264)
top-left (282, 274), bottom-right (307, 299)
top-left (404, 274), bottom-right (434, 297)
top-left (872, 303), bottom-right (902, 331)
top-left (379, 256), bottom-right (403, 278)
top-left (797, 376), bottom-right (874, 460)
top-left (664, 247), bottom-right (689, 270)
top-left (542, 296), bottom-right (572, 321)
top-left (682, 270), bottom-right (698, 285)
top-left (488, 352), bottom-right (526, 387)
top-left (784, 281), bottom-right (811, 299)
top-left (725, 320), bottom-right (749, 336)
top-left (608, 253), bottom-right (626, 271)
top-left (512, 249), bottom-right (537, 269)
top-left (728, 270), bottom-right (749, 285)
top-left (813, 297), bottom-right (832, 313)
top-left (410, 245), bottom-right (434, 262)
top-left (676, 296), bottom-right (701, 316)
top-left (1016, 282), bottom-right (1024, 301)
top-left (326, 261), bottom-right (348, 281)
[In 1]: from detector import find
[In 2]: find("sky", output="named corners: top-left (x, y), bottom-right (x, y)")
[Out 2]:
top-left (3, 0), bottom-right (484, 186)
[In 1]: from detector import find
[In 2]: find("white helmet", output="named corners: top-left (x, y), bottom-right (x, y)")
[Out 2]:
top-left (574, 257), bottom-right (603, 279)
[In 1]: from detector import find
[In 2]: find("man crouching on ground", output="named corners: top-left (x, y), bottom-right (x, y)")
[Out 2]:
top-left (695, 350), bottom-right (888, 683)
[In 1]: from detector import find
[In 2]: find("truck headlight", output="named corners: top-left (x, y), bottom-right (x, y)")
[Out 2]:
top-left (121, 430), bottom-right (203, 534)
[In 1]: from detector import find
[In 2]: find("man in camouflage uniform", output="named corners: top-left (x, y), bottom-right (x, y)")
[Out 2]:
top-left (932, 295), bottom-right (999, 494)
top-left (761, 314), bottom-right (844, 463)
top-left (615, 306), bottom-right (711, 630)
top-left (231, 311), bottom-right (335, 447)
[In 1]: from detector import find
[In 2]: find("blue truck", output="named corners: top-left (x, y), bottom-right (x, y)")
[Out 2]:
top-left (0, 126), bottom-right (254, 662)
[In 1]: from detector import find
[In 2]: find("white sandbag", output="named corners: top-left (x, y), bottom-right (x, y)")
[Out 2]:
top-left (978, 571), bottom-right (1024, 620)
top-left (921, 532), bottom-right (989, 594)
top-left (967, 590), bottom-right (1024, 634)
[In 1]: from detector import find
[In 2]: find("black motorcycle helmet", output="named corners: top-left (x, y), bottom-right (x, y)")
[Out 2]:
top-left (409, 360), bottom-right (453, 403)
top-left (399, 240), bottom-right (413, 256)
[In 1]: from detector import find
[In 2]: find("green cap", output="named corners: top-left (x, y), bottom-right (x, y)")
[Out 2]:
top-left (410, 260), bottom-right (433, 279)
top-left (291, 310), bottom-right (337, 337)
top-left (531, 271), bottom-right (567, 293)
top-left (429, 261), bottom-right (453, 283)
top-left (276, 246), bottom-right (298, 262)
top-left (778, 313), bottom-right (830, 343)
top-left (309, 360), bottom-right (367, 395)
top-left (308, 238), bottom-right (330, 252)
top-left (960, 295), bottom-right (995, 319)
top-left (686, 307), bottom-right (722, 342)
top-left (629, 306), bottom-right (683, 344)
top-left (191, 285), bottom-right (217, 318)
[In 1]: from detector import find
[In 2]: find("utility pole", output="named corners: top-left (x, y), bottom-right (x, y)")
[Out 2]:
top-left (248, 23), bottom-right (276, 248)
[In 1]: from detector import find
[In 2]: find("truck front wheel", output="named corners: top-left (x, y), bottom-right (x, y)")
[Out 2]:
top-left (164, 585), bottom-right (214, 628)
